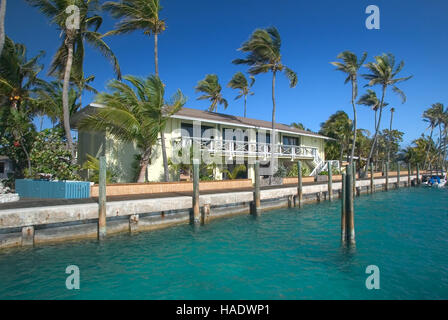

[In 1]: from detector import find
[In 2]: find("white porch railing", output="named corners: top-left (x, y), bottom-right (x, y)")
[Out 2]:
top-left (172, 137), bottom-right (339, 176)
top-left (173, 137), bottom-right (318, 160)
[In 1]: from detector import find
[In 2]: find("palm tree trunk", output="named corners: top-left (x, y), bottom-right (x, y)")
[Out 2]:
top-left (244, 94), bottom-right (247, 118)
top-left (423, 126), bottom-right (433, 169)
top-left (387, 110), bottom-right (394, 164)
top-left (339, 144), bottom-right (344, 163)
top-left (20, 136), bottom-right (31, 176)
top-left (161, 129), bottom-right (169, 182)
top-left (438, 124), bottom-right (443, 170)
top-left (137, 148), bottom-right (151, 183)
top-left (270, 70), bottom-right (277, 177)
top-left (365, 85), bottom-right (386, 174)
top-left (349, 79), bottom-right (357, 166)
top-left (62, 35), bottom-right (76, 162)
top-left (154, 32), bottom-right (159, 76)
top-left (0, 0), bottom-right (6, 56)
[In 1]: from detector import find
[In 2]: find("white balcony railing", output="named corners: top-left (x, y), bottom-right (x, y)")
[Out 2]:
top-left (172, 137), bottom-right (318, 160)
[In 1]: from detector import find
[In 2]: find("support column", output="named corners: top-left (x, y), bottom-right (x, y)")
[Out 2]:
top-left (251, 160), bottom-right (261, 216)
top-left (385, 162), bottom-right (389, 191)
top-left (417, 164), bottom-right (421, 184)
top-left (341, 172), bottom-right (347, 242)
top-left (346, 164), bottom-right (355, 244)
top-left (98, 156), bottom-right (107, 240)
top-left (327, 161), bottom-right (333, 201)
top-left (408, 163), bottom-right (411, 187)
top-left (192, 159), bottom-right (200, 225)
top-left (296, 160), bottom-right (303, 208)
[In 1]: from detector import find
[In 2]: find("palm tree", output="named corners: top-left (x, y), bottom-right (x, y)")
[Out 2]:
top-left (34, 80), bottom-right (81, 127)
top-left (79, 75), bottom-right (185, 183)
top-left (319, 110), bottom-right (352, 163)
top-left (0, 37), bottom-right (44, 111)
top-left (141, 76), bottom-right (186, 182)
top-left (430, 103), bottom-right (445, 170)
top-left (103, 0), bottom-right (165, 77)
top-left (26, 0), bottom-right (121, 162)
top-left (422, 105), bottom-right (437, 169)
top-left (291, 122), bottom-right (305, 130)
top-left (357, 89), bottom-right (387, 130)
top-left (0, 0), bottom-right (6, 55)
top-left (387, 107), bottom-right (395, 163)
top-left (195, 74), bottom-right (228, 112)
top-left (233, 26), bottom-right (297, 175)
top-left (362, 53), bottom-right (412, 173)
top-left (227, 72), bottom-right (254, 117)
top-left (331, 51), bottom-right (367, 166)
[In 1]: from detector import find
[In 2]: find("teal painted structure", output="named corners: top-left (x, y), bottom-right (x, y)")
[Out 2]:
top-left (15, 179), bottom-right (91, 199)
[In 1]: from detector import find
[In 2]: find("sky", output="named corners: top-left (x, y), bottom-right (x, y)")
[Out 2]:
top-left (5, 0), bottom-right (448, 147)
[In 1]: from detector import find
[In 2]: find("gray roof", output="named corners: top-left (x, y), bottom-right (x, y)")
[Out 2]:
top-left (71, 104), bottom-right (331, 140)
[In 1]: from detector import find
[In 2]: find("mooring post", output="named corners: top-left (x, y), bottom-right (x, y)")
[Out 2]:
top-left (385, 162), bottom-right (389, 191)
top-left (345, 164), bottom-right (355, 244)
top-left (397, 162), bottom-right (400, 189)
top-left (416, 164), bottom-right (421, 184)
top-left (327, 161), bottom-right (333, 201)
top-left (297, 160), bottom-right (303, 208)
top-left (341, 172), bottom-right (347, 242)
top-left (252, 160), bottom-right (261, 216)
top-left (407, 163), bottom-right (411, 187)
top-left (98, 156), bottom-right (107, 240)
top-left (192, 159), bottom-right (200, 225)
top-left (352, 162), bottom-right (356, 197)
top-left (370, 162), bottom-right (374, 194)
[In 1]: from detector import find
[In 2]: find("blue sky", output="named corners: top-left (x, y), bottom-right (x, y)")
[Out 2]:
top-left (5, 0), bottom-right (448, 147)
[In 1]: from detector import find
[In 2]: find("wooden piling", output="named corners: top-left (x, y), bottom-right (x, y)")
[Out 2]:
top-left (397, 162), bottom-right (400, 189)
top-left (252, 160), bottom-right (261, 216)
top-left (327, 161), bottom-right (333, 201)
top-left (370, 162), bottom-right (374, 193)
top-left (385, 162), bottom-right (389, 191)
top-left (192, 159), bottom-right (200, 225)
top-left (352, 162), bottom-right (356, 197)
top-left (341, 172), bottom-right (347, 242)
top-left (408, 163), bottom-right (411, 187)
top-left (345, 165), bottom-right (355, 244)
top-left (297, 161), bottom-right (303, 208)
top-left (98, 156), bottom-right (107, 240)
top-left (417, 164), bottom-right (421, 184)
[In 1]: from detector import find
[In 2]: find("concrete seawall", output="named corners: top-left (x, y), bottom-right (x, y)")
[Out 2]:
top-left (0, 175), bottom-right (418, 249)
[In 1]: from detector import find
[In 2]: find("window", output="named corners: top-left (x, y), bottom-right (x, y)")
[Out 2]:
top-left (181, 123), bottom-right (215, 138)
top-left (256, 132), bottom-right (271, 144)
top-left (282, 135), bottom-right (299, 146)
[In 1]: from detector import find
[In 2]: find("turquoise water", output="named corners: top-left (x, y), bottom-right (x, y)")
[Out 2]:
top-left (0, 187), bottom-right (447, 299)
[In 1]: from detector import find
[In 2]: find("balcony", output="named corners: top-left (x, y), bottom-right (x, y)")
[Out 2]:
top-left (172, 137), bottom-right (319, 160)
